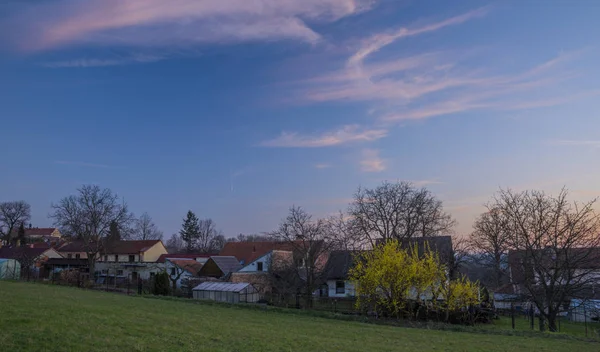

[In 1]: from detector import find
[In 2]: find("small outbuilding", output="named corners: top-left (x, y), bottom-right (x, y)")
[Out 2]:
top-left (192, 282), bottom-right (259, 303)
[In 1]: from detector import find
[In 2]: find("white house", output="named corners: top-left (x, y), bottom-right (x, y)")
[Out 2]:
top-left (165, 259), bottom-right (203, 290)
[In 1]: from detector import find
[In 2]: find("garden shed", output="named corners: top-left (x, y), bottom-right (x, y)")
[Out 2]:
top-left (0, 259), bottom-right (21, 280)
top-left (192, 282), bottom-right (259, 303)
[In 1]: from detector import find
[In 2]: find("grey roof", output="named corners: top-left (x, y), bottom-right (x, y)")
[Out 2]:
top-left (192, 281), bottom-right (252, 292)
top-left (324, 236), bottom-right (454, 280)
top-left (399, 236), bottom-right (454, 264)
top-left (210, 256), bottom-right (243, 275)
top-left (324, 251), bottom-right (364, 280)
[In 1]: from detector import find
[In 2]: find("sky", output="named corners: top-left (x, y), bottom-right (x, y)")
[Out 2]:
top-left (1, 0), bottom-right (600, 240)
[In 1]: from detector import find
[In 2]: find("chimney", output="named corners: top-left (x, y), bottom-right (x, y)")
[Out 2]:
top-left (29, 223), bottom-right (32, 229)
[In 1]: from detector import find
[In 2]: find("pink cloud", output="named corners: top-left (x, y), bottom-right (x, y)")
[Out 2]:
top-left (360, 149), bottom-right (386, 172)
top-left (6, 0), bottom-right (374, 52)
top-left (261, 125), bottom-right (387, 148)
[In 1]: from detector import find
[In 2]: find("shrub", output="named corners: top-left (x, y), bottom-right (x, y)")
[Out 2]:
top-left (152, 272), bottom-right (171, 296)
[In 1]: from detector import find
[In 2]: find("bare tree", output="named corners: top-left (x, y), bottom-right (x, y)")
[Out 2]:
top-left (230, 233), bottom-right (272, 242)
top-left (196, 218), bottom-right (223, 253)
top-left (493, 188), bottom-right (600, 332)
top-left (348, 181), bottom-right (455, 246)
top-left (166, 234), bottom-right (185, 253)
top-left (270, 206), bottom-right (334, 308)
top-left (50, 185), bottom-right (134, 276)
top-left (448, 236), bottom-right (472, 279)
top-left (469, 206), bottom-right (511, 289)
top-left (0, 201), bottom-right (31, 245)
top-left (326, 211), bottom-right (366, 250)
top-left (133, 212), bottom-right (163, 241)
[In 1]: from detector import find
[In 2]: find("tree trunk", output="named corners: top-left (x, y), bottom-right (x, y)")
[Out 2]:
top-left (547, 310), bottom-right (558, 332)
top-left (87, 257), bottom-right (95, 282)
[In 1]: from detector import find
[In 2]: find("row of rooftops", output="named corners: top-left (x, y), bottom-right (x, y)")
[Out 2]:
top-left (1, 235), bottom-right (457, 281)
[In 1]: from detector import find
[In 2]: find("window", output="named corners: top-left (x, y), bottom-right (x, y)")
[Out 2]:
top-left (117, 270), bottom-right (123, 276)
top-left (104, 255), bottom-right (108, 262)
top-left (129, 255), bottom-right (135, 263)
top-left (336, 280), bottom-right (345, 294)
top-left (170, 268), bottom-right (176, 276)
top-left (257, 262), bottom-right (263, 272)
top-left (75, 254), bottom-right (80, 259)
top-left (67, 254), bottom-right (72, 259)
top-left (115, 255), bottom-right (119, 262)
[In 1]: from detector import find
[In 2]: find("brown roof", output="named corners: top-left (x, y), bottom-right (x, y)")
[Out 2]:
top-left (219, 241), bottom-right (297, 265)
top-left (0, 247), bottom-right (52, 260)
top-left (169, 259), bottom-right (203, 276)
top-left (10, 228), bottom-right (59, 237)
top-left (104, 240), bottom-right (163, 254)
top-left (57, 241), bottom-right (89, 252)
top-left (156, 253), bottom-right (211, 263)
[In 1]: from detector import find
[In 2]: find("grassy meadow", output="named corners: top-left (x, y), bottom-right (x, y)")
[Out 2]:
top-left (0, 281), bottom-right (598, 351)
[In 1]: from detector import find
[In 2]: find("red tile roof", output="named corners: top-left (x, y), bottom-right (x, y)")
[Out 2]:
top-left (219, 241), bottom-right (297, 265)
top-left (104, 240), bottom-right (163, 254)
top-left (168, 259), bottom-right (203, 276)
top-left (57, 241), bottom-right (89, 252)
top-left (12, 228), bottom-right (59, 237)
top-left (156, 253), bottom-right (211, 263)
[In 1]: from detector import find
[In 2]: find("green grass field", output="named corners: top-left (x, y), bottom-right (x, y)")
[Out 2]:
top-left (0, 281), bottom-right (598, 351)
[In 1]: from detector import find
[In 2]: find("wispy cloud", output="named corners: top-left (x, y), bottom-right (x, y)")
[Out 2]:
top-left (550, 140), bottom-right (600, 147)
top-left (290, 7), bottom-right (593, 124)
top-left (4, 0), bottom-right (374, 52)
top-left (314, 163), bottom-right (333, 169)
top-left (360, 149), bottom-right (386, 172)
top-left (55, 161), bottom-right (113, 168)
top-left (347, 6), bottom-right (491, 67)
top-left (261, 124), bottom-right (387, 148)
top-left (42, 53), bottom-right (168, 68)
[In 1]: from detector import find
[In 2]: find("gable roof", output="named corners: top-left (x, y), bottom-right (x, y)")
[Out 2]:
top-left (324, 237), bottom-right (454, 281)
top-left (324, 250), bottom-right (365, 280)
top-left (57, 241), bottom-right (89, 252)
top-left (399, 236), bottom-right (454, 264)
top-left (219, 241), bottom-right (298, 265)
top-left (11, 227), bottom-right (59, 237)
top-left (168, 259), bottom-right (203, 276)
top-left (156, 253), bottom-right (211, 263)
top-left (207, 256), bottom-right (242, 275)
top-left (0, 247), bottom-right (53, 260)
top-left (103, 240), bottom-right (163, 254)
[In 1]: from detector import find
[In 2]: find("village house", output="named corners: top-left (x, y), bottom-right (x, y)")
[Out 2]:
top-left (322, 236), bottom-right (454, 298)
top-left (230, 250), bottom-right (294, 295)
top-left (95, 240), bottom-right (168, 283)
top-left (198, 256), bottom-right (242, 278)
top-left (165, 259), bottom-right (204, 290)
top-left (56, 241), bottom-right (89, 259)
top-left (0, 246), bottom-right (63, 278)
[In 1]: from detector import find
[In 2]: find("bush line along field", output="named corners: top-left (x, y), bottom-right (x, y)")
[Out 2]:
top-left (0, 281), bottom-right (598, 352)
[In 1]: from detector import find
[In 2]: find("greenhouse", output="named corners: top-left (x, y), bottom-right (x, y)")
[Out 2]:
top-left (192, 282), bottom-right (259, 303)
top-left (0, 259), bottom-right (21, 280)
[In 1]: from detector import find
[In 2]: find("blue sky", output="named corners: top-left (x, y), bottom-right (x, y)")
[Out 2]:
top-left (1, 0), bottom-right (599, 239)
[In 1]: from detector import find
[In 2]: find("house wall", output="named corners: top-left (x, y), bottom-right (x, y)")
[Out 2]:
top-left (101, 254), bottom-right (140, 263)
top-left (141, 242), bottom-right (168, 262)
top-left (239, 252), bottom-right (271, 273)
top-left (61, 251), bottom-right (89, 259)
top-left (326, 280), bottom-right (356, 297)
top-left (164, 260), bottom-right (196, 290)
top-left (95, 262), bottom-right (165, 281)
top-left (198, 260), bottom-right (223, 278)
